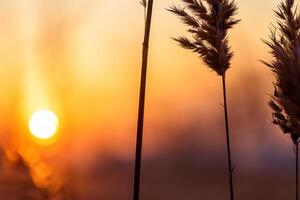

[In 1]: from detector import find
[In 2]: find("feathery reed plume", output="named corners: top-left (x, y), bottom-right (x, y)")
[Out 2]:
top-left (133, 1), bottom-right (154, 200)
top-left (262, 0), bottom-right (300, 199)
top-left (167, 1), bottom-right (240, 199)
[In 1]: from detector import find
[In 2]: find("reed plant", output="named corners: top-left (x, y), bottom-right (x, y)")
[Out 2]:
top-left (262, 0), bottom-right (300, 199)
top-left (133, 1), bottom-right (154, 200)
top-left (167, 1), bottom-right (240, 199)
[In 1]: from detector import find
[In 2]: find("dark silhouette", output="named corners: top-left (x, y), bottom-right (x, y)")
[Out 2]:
top-left (262, 0), bottom-right (300, 199)
top-left (133, 1), bottom-right (154, 200)
top-left (168, 1), bottom-right (240, 199)
top-left (297, 143), bottom-right (299, 200)
top-left (222, 75), bottom-right (234, 200)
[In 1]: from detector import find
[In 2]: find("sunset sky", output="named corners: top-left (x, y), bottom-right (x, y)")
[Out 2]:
top-left (0, 0), bottom-right (288, 156)
top-left (1, 0), bottom-right (299, 199)
top-left (0, 0), bottom-right (277, 142)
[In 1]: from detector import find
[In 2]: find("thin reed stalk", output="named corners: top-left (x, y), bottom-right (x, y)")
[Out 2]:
top-left (296, 142), bottom-right (299, 200)
top-left (168, 1), bottom-right (240, 199)
top-left (222, 75), bottom-right (234, 200)
top-left (262, 1), bottom-right (300, 199)
top-left (133, 1), bottom-right (154, 200)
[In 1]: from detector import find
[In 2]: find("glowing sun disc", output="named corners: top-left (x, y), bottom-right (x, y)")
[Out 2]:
top-left (29, 109), bottom-right (59, 139)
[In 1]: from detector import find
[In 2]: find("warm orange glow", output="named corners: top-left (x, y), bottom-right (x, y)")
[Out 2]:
top-left (0, 1), bottom-right (296, 199)
top-left (29, 109), bottom-right (58, 140)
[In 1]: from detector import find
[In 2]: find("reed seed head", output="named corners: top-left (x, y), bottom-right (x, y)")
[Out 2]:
top-left (263, 0), bottom-right (300, 143)
top-left (167, 0), bottom-right (240, 76)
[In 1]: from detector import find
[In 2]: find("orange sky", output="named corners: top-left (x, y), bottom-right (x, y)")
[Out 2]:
top-left (0, 0), bottom-right (289, 164)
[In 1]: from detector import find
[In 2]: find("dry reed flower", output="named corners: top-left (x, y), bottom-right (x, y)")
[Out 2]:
top-left (262, 0), bottom-right (300, 144)
top-left (167, 0), bottom-right (240, 76)
top-left (262, 0), bottom-right (300, 199)
top-left (168, 1), bottom-right (240, 200)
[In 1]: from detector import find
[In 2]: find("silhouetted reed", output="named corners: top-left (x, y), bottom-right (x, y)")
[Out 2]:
top-left (167, 0), bottom-right (240, 199)
top-left (133, 1), bottom-right (154, 200)
top-left (262, 0), bottom-right (300, 199)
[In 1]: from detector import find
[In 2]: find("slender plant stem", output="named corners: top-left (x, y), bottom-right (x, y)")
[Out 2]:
top-left (221, 75), bottom-right (234, 200)
top-left (133, 1), bottom-right (154, 200)
top-left (296, 142), bottom-right (299, 200)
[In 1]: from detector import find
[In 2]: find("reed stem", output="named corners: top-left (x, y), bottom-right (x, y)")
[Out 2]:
top-left (296, 142), bottom-right (299, 200)
top-left (221, 75), bottom-right (234, 200)
top-left (133, 1), bottom-right (154, 200)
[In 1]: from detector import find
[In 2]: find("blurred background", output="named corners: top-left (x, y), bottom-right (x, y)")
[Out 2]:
top-left (0, 0), bottom-right (296, 199)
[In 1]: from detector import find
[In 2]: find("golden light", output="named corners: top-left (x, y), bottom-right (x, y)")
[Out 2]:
top-left (29, 109), bottom-right (59, 140)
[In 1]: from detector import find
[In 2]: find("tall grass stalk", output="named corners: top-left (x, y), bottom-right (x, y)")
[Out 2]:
top-left (262, 0), bottom-right (300, 199)
top-left (133, 1), bottom-right (154, 200)
top-left (296, 143), bottom-right (299, 200)
top-left (222, 74), bottom-right (234, 199)
top-left (167, 1), bottom-right (240, 199)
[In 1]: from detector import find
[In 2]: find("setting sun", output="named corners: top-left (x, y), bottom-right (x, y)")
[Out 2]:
top-left (29, 109), bottom-right (59, 140)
